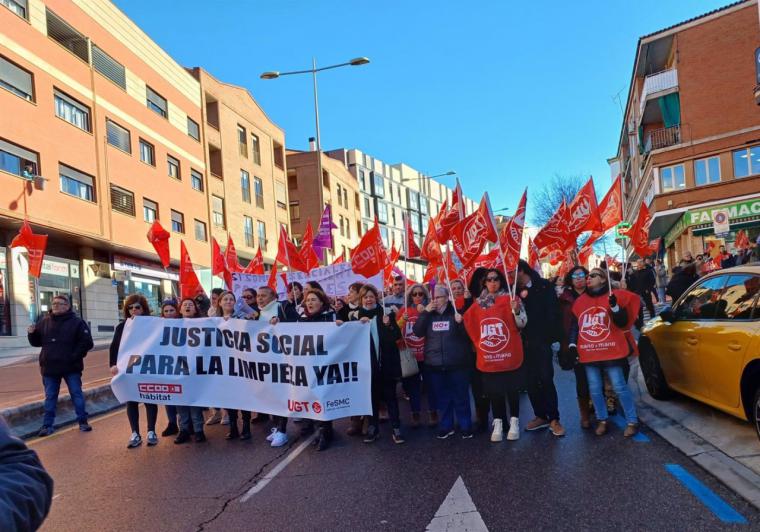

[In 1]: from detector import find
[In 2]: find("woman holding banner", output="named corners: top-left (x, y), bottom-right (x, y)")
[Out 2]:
top-left (463, 269), bottom-right (526, 443)
top-left (109, 294), bottom-right (160, 449)
top-left (174, 298), bottom-right (207, 444)
top-left (159, 301), bottom-right (181, 438)
top-left (283, 282), bottom-right (304, 321)
top-left (345, 285), bottom-right (404, 444)
top-left (298, 289), bottom-right (337, 451)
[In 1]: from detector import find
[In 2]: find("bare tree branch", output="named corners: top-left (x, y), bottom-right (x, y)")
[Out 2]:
top-left (530, 173), bottom-right (586, 227)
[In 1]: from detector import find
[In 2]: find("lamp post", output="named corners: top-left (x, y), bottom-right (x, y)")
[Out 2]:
top-left (261, 57), bottom-right (370, 260)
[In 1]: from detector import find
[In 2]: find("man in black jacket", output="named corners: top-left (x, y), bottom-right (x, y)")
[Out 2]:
top-left (628, 259), bottom-right (655, 317)
top-left (0, 416), bottom-right (53, 532)
top-left (516, 260), bottom-right (564, 437)
top-left (27, 295), bottom-right (94, 436)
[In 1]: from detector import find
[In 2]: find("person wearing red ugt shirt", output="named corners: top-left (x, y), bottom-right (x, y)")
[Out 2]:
top-left (568, 268), bottom-right (640, 438)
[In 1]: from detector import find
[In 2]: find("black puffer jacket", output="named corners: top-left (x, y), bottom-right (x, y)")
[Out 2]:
top-left (413, 302), bottom-right (471, 370)
top-left (352, 306), bottom-right (402, 379)
top-left (298, 309), bottom-right (336, 323)
top-left (28, 310), bottom-right (93, 377)
top-left (520, 275), bottom-right (561, 345)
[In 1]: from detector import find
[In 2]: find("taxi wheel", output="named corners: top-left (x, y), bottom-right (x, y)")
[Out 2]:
top-left (639, 340), bottom-right (673, 400)
top-left (753, 388), bottom-right (760, 442)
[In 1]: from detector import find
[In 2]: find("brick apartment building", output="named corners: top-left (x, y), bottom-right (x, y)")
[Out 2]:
top-left (609, 0), bottom-right (760, 266)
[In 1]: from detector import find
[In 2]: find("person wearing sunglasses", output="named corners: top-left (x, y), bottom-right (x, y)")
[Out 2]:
top-left (463, 268), bottom-right (527, 442)
top-left (397, 283), bottom-right (436, 428)
top-left (109, 294), bottom-right (159, 448)
top-left (557, 266), bottom-right (592, 429)
top-left (173, 298), bottom-right (208, 444)
top-left (567, 267), bottom-right (641, 437)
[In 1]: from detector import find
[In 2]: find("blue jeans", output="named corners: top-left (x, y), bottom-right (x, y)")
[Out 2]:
top-left (426, 368), bottom-right (472, 432)
top-left (42, 372), bottom-right (87, 427)
top-left (177, 406), bottom-right (205, 432)
top-left (585, 364), bottom-right (638, 424)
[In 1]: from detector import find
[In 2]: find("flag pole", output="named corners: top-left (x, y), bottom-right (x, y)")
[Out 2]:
top-left (488, 211), bottom-right (514, 299)
top-left (441, 245), bottom-right (459, 318)
top-left (402, 214), bottom-right (410, 316)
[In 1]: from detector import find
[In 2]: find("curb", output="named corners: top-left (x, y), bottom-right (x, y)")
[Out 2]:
top-left (637, 400), bottom-right (760, 511)
top-left (1, 383), bottom-right (122, 440)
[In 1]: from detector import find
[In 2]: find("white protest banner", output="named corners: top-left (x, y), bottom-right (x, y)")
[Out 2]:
top-left (231, 262), bottom-right (383, 299)
top-left (110, 316), bottom-right (372, 421)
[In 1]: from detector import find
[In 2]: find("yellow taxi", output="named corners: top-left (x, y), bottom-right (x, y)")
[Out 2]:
top-left (639, 265), bottom-right (760, 439)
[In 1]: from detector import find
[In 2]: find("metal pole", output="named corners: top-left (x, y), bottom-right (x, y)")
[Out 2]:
top-left (312, 57), bottom-right (326, 263)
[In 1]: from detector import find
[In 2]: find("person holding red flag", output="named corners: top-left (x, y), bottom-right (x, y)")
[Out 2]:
top-left (567, 267), bottom-right (640, 437)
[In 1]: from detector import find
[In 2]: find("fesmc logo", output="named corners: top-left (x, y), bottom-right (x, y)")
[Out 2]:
top-left (578, 306), bottom-right (611, 343)
top-left (479, 317), bottom-right (509, 354)
top-left (463, 216), bottom-right (487, 254)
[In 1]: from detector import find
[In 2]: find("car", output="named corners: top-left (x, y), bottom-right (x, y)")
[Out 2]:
top-left (639, 265), bottom-right (760, 440)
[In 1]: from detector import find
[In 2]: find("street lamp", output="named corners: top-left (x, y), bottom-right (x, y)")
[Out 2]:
top-left (401, 170), bottom-right (456, 183)
top-left (261, 58), bottom-right (370, 253)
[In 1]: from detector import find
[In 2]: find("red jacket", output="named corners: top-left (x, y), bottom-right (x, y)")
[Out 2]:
top-left (571, 289), bottom-right (638, 364)
top-left (464, 295), bottom-right (524, 373)
top-left (398, 306), bottom-right (426, 361)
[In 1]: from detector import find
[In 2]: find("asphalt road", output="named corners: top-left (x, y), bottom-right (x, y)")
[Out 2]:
top-left (30, 367), bottom-right (758, 531)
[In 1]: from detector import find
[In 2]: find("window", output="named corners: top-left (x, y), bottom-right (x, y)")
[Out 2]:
top-left (389, 184), bottom-right (394, 202)
top-left (187, 117), bottom-right (200, 141)
top-left (91, 44), bottom-right (125, 89)
top-left (243, 216), bottom-right (254, 247)
top-left (143, 198), bottom-right (158, 222)
top-left (359, 169), bottom-right (366, 190)
top-left (139, 139), bottom-right (155, 165)
top-left (408, 189), bottom-right (420, 211)
top-left (241, 170), bottom-right (251, 203)
top-left (339, 215), bottom-right (345, 237)
top-left (695, 156), bottom-right (720, 186)
top-left (346, 218), bottom-right (351, 239)
top-left (171, 210), bottom-right (184, 234)
top-left (419, 198), bottom-right (428, 215)
top-left (290, 201), bottom-right (300, 221)
top-left (410, 212), bottom-right (421, 234)
top-left (54, 90), bottom-right (90, 131)
top-left (146, 86), bottom-right (167, 118)
top-left (237, 125), bottom-right (247, 157)
top-left (0, 138), bottom-right (38, 178)
top-left (288, 174), bottom-right (298, 190)
top-left (376, 201), bottom-right (388, 224)
top-left (275, 181), bottom-right (287, 209)
top-left (254, 177), bottom-right (264, 208)
top-left (46, 9), bottom-right (88, 62)
top-left (167, 155), bottom-right (180, 180)
top-left (660, 164), bottom-right (685, 192)
top-left (257, 221), bottom-right (267, 251)
top-left (714, 275), bottom-right (760, 320)
top-left (273, 141), bottom-right (284, 169)
top-left (380, 226), bottom-right (389, 247)
top-left (190, 169), bottom-right (204, 191)
top-left (364, 197), bottom-right (371, 216)
top-left (251, 134), bottom-right (261, 165)
top-left (421, 216), bottom-right (429, 236)
top-left (372, 172), bottom-right (384, 198)
top-left (106, 120), bottom-right (131, 153)
top-left (733, 146), bottom-right (760, 178)
top-left (110, 185), bottom-right (135, 216)
top-left (0, 56), bottom-right (33, 100)
top-left (59, 164), bottom-right (94, 202)
top-left (194, 219), bottom-right (207, 241)
top-left (2, 0), bottom-right (27, 18)
top-left (212, 195), bottom-right (225, 228)
top-left (674, 276), bottom-right (727, 320)
top-left (343, 188), bottom-right (348, 208)
top-left (337, 184), bottom-right (342, 206)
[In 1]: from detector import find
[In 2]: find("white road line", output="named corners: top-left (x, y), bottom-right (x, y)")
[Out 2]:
top-left (426, 476), bottom-right (488, 531)
top-left (239, 433), bottom-right (317, 503)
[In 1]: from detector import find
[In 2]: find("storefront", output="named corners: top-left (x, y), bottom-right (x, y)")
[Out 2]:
top-left (0, 248), bottom-right (10, 336)
top-left (32, 257), bottom-right (82, 321)
top-left (112, 254), bottom-right (178, 314)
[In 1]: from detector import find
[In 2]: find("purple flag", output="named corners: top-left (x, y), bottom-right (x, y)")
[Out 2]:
top-left (313, 204), bottom-right (337, 260)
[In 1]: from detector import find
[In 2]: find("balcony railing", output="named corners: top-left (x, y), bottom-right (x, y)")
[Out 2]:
top-left (644, 124), bottom-right (681, 153)
top-left (639, 68), bottom-right (678, 118)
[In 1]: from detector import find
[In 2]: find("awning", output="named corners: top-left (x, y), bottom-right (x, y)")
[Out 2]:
top-left (663, 195), bottom-right (760, 247)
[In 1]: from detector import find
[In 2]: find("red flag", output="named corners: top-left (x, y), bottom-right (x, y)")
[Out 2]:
top-left (331, 254), bottom-right (345, 265)
top-left (534, 200), bottom-right (571, 251)
top-left (421, 218), bottom-right (443, 265)
top-left (629, 202), bottom-right (652, 257)
top-left (225, 235), bottom-right (243, 273)
top-left (276, 225), bottom-right (308, 272)
top-left (146, 220), bottom-right (171, 268)
top-left (442, 247), bottom-right (459, 283)
top-left (384, 245), bottom-right (401, 285)
top-left (267, 261), bottom-right (278, 291)
top-left (179, 241), bottom-right (204, 299)
top-left (243, 247), bottom-right (264, 275)
top-left (404, 214), bottom-right (421, 258)
top-left (566, 177), bottom-right (602, 236)
top-left (211, 237), bottom-right (232, 289)
top-left (735, 230), bottom-right (751, 250)
top-left (432, 199), bottom-right (449, 241)
top-left (648, 237), bottom-right (661, 255)
top-left (578, 241), bottom-right (595, 267)
top-left (598, 175), bottom-right (623, 232)
top-left (438, 180), bottom-right (465, 242)
top-left (299, 221), bottom-right (321, 273)
top-left (350, 219), bottom-right (388, 278)
top-left (528, 237), bottom-right (540, 271)
top-left (10, 220), bottom-right (47, 278)
top-left (450, 193), bottom-right (498, 267)
top-left (499, 188), bottom-right (527, 271)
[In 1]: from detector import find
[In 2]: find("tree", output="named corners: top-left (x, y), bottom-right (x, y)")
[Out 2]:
top-left (530, 173), bottom-right (585, 227)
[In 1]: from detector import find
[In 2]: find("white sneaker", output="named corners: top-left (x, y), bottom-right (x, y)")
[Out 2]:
top-left (127, 432), bottom-right (142, 448)
top-left (266, 427), bottom-right (277, 442)
top-left (270, 430), bottom-right (288, 447)
top-left (205, 409), bottom-right (222, 425)
top-left (146, 430), bottom-right (158, 446)
top-left (507, 417), bottom-right (520, 441)
top-left (490, 419), bottom-right (503, 442)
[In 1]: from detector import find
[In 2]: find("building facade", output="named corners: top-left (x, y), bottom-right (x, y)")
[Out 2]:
top-left (609, 0), bottom-right (760, 266)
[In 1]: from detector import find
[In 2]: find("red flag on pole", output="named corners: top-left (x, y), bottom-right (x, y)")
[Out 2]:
top-left (598, 175), bottom-right (623, 232)
top-left (266, 262), bottom-right (278, 291)
top-left (432, 199), bottom-right (449, 242)
top-left (404, 214), bottom-right (421, 258)
top-left (384, 244), bottom-right (401, 285)
top-left (534, 200), bottom-right (571, 251)
top-left (629, 202), bottom-right (652, 257)
top-left (528, 237), bottom-right (540, 272)
top-left (350, 219), bottom-right (388, 278)
top-left (225, 235), bottom-right (243, 273)
top-left (146, 220), bottom-right (171, 268)
top-left (331, 254), bottom-right (345, 265)
top-left (242, 247), bottom-right (264, 275)
top-left (438, 180), bottom-right (465, 242)
top-left (299, 221), bottom-right (321, 273)
top-left (498, 188), bottom-right (527, 270)
top-left (450, 193), bottom-right (498, 267)
top-left (566, 177), bottom-right (602, 236)
top-left (211, 238), bottom-right (232, 289)
top-left (735, 229), bottom-right (751, 250)
top-left (276, 225), bottom-right (308, 272)
top-left (10, 220), bottom-right (47, 278)
top-left (179, 241), bottom-right (204, 299)
top-left (421, 218), bottom-right (443, 265)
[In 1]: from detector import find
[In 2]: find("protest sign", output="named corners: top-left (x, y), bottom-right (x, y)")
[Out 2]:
top-left (110, 316), bottom-right (372, 421)
top-left (231, 262), bottom-right (383, 299)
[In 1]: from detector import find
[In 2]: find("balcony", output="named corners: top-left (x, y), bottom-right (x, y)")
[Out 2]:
top-left (643, 125), bottom-right (681, 153)
top-left (639, 68), bottom-right (678, 119)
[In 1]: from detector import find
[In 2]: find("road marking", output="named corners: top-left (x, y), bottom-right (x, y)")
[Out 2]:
top-left (610, 415), bottom-right (650, 442)
top-left (665, 464), bottom-right (747, 524)
top-left (426, 476), bottom-right (488, 531)
top-left (27, 409), bottom-right (124, 446)
top-left (239, 433), bottom-right (317, 503)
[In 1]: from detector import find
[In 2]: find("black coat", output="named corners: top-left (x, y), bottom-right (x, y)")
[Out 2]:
top-left (109, 320), bottom-right (127, 367)
top-left (28, 310), bottom-right (93, 377)
top-left (298, 309), bottom-right (336, 323)
top-left (520, 276), bottom-right (561, 345)
top-left (353, 306), bottom-right (402, 380)
top-left (666, 269), bottom-right (698, 302)
top-left (629, 268), bottom-right (655, 295)
top-left (413, 303), bottom-right (471, 370)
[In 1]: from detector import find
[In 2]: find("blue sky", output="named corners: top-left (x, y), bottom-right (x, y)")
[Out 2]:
top-left (115, 0), bottom-right (730, 221)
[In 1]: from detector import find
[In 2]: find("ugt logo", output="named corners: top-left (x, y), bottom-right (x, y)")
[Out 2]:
top-left (463, 216), bottom-right (486, 254)
top-left (479, 317), bottom-right (509, 354)
top-left (578, 306), bottom-right (611, 343)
